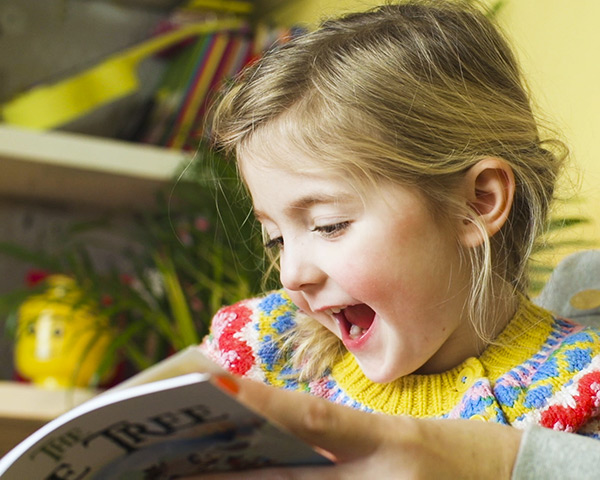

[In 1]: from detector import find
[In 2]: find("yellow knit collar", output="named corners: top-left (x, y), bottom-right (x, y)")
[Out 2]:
top-left (330, 297), bottom-right (555, 417)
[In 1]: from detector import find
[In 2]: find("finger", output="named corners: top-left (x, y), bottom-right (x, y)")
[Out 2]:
top-left (186, 461), bottom-right (364, 480)
top-left (211, 375), bottom-right (386, 462)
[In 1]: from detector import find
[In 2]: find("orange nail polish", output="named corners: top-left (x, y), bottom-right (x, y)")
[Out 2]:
top-left (213, 375), bottom-right (240, 395)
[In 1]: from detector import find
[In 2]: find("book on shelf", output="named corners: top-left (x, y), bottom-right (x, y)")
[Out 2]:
top-left (137, 7), bottom-right (307, 151)
top-left (167, 31), bottom-right (232, 149)
top-left (0, 347), bottom-right (331, 479)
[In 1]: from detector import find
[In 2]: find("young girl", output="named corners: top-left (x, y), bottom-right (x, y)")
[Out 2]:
top-left (198, 0), bottom-right (600, 469)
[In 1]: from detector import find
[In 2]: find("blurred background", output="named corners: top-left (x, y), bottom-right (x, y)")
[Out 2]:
top-left (0, 0), bottom-right (597, 383)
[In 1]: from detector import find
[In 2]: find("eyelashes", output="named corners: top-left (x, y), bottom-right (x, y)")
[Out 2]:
top-left (312, 221), bottom-right (350, 237)
top-left (264, 236), bottom-right (283, 250)
top-left (263, 221), bottom-right (351, 250)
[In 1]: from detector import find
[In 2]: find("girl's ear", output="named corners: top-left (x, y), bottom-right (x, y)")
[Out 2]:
top-left (459, 157), bottom-right (516, 248)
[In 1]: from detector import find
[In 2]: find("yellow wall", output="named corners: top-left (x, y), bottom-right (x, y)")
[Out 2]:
top-left (498, 1), bottom-right (600, 251)
top-left (268, 1), bottom-right (600, 269)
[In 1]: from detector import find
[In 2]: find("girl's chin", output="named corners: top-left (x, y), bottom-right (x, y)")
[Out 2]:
top-left (355, 359), bottom-right (398, 384)
top-left (354, 349), bottom-right (419, 384)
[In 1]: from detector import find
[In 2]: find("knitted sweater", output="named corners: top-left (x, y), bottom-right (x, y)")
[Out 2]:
top-left (200, 290), bottom-right (600, 437)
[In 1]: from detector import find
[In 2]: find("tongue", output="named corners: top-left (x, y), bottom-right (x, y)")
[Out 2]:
top-left (344, 304), bottom-right (375, 330)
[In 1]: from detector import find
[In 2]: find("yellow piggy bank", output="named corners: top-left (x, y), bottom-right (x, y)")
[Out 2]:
top-left (15, 275), bottom-right (114, 389)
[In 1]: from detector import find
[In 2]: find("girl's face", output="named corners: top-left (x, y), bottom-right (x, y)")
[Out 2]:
top-left (241, 143), bottom-right (477, 383)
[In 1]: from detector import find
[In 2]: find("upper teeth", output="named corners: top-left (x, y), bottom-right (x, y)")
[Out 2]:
top-left (325, 307), bottom-right (342, 315)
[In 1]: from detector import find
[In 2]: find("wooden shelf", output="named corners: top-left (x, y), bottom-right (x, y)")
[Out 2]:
top-left (0, 381), bottom-right (98, 456)
top-left (0, 126), bottom-right (192, 210)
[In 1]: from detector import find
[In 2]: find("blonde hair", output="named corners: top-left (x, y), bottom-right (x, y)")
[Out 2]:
top-left (211, 0), bottom-right (566, 378)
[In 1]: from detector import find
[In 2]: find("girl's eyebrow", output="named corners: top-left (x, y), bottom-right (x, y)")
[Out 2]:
top-left (287, 193), bottom-right (347, 211)
top-left (254, 192), bottom-right (354, 221)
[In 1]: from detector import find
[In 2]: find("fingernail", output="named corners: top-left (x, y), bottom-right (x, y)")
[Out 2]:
top-left (213, 375), bottom-right (240, 395)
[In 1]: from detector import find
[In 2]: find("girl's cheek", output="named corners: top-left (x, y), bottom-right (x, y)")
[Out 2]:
top-left (333, 261), bottom-right (376, 298)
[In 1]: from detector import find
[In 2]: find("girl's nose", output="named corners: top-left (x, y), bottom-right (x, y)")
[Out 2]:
top-left (279, 242), bottom-right (323, 292)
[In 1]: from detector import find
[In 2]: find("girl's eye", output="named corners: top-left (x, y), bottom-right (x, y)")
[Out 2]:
top-left (264, 236), bottom-right (283, 250)
top-left (312, 221), bottom-right (350, 238)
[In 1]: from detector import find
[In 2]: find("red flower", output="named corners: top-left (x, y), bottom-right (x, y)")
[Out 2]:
top-left (119, 273), bottom-right (134, 286)
top-left (101, 294), bottom-right (114, 307)
top-left (25, 269), bottom-right (50, 287)
top-left (194, 216), bottom-right (210, 232)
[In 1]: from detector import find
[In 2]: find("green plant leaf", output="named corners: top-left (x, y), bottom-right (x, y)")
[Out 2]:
top-left (546, 217), bottom-right (590, 231)
top-left (154, 253), bottom-right (199, 348)
top-left (0, 242), bottom-right (61, 271)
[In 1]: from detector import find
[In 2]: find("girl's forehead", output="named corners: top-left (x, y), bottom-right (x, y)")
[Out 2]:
top-left (238, 133), bottom-right (342, 179)
top-left (240, 149), bottom-right (424, 219)
top-left (239, 150), bottom-right (350, 191)
top-left (238, 108), bottom-right (337, 169)
top-left (237, 114), bottom-right (403, 197)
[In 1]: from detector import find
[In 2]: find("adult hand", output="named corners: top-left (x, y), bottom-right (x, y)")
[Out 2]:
top-left (188, 375), bottom-right (522, 479)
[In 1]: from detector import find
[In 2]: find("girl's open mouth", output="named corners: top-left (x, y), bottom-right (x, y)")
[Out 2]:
top-left (332, 304), bottom-right (376, 345)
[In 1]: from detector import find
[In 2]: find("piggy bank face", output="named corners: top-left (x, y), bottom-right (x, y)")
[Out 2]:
top-left (15, 277), bottom-right (113, 388)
